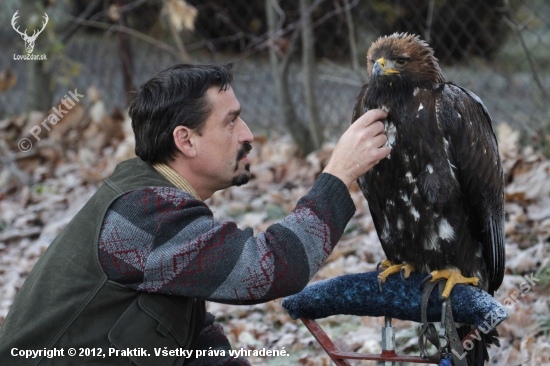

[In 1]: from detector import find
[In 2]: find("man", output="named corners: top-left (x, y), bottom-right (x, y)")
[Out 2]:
top-left (0, 63), bottom-right (389, 365)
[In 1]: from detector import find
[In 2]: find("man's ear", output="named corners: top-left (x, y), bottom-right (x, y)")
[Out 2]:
top-left (173, 126), bottom-right (197, 158)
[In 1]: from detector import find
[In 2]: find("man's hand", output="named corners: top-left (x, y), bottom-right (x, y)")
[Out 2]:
top-left (323, 109), bottom-right (390, 189)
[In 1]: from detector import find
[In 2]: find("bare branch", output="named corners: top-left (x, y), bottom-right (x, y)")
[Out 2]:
top-left (425, 0), bottom-right (436, 43)
top-left (60, 0), bottom-right (103, 43)
top-left (89, 0), bottom-right (148, 22)
top-left (245, 0), bottom-right (357, 61)
top-left (269, 0), bottom-right (287, 31)
top-left (341, 0), bottom-right (362, 79)
top-left (167, 19), bottom-right (191, 63)
top-left (281, 25), bottom-right (302, 73)
top-left (503, 0), bottom-right (550, 105)
top-left (63, 13), bottom-right (180, 58)
top-left (310, 0), bottom-right (358, 29)
top-left (246, 0), bottom-right (325, 55)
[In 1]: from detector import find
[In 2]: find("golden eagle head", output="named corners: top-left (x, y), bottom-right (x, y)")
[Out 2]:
top-left (367, 33), bottom-right (444, 90)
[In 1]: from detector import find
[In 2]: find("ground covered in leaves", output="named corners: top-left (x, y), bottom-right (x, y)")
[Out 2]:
top-left (1, 95), bottom-right (549, 365)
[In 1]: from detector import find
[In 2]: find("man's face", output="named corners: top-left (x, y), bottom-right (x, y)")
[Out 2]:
top-left (192, 86), bottom-right (253, 192)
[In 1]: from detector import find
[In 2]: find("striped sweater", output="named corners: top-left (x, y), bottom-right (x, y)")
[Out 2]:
top-left (99, 172), bottom-right (355, 304)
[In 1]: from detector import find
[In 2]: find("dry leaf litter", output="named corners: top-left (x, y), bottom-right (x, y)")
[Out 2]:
top-left (0, 88), bottom-right (549, 365)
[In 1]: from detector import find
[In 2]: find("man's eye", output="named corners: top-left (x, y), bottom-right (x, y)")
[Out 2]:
top-left (229, 119), bottom-right (236, 126)
top-left (396, 58), bottom-right (407, 66)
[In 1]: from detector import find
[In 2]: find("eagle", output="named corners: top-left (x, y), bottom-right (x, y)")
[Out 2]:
top-left (352, 33), bottom-right (505, 364)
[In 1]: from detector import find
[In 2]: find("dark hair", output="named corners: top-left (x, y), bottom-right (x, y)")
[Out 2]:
top-left (129, 63), bottom-right (234, 164)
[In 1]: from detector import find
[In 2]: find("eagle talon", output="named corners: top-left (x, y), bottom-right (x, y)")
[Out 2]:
top-left (377, 259), bottom-right (393, 271)
top-left (377, 260), bottom-right (412, 290)
top-left (400, 264), bottom-right (415, 281)
top-left (421, 274), bottom-right (433, 288)
top-left (425, 269), bottom-right (480, 299)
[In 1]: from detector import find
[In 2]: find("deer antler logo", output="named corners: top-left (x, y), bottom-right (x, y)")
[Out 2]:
top-left (11, 11), bottom-right (49, 54)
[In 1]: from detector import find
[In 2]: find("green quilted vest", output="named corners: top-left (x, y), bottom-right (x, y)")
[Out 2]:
top-left (0, 158), bottom-right (206, 365)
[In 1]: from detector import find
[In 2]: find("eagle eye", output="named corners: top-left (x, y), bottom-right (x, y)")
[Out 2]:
top-left (395, 58), bottom-right (407, 66)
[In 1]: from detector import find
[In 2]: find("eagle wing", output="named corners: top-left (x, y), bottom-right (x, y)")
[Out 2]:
top-left (439, 83), bottom-right (505, 294)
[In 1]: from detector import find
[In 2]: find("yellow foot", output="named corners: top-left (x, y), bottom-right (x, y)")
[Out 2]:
top-left (422, 269), bottom-right (479, 299)
top-left (377, 260), bottom-right (416, 291)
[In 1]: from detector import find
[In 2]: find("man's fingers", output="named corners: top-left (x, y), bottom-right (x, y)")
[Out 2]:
top-left (323, 108), bottom-right (390, 188)
top-left (363, 136), bottom-right (391, 164)
top-left (369, 133), bottom-right (388, 149)
top-left (367, 121), bottom-right (387, 139)
top-left (376, 145), bottom-right (392, 160)
top-left (354, 109), bottom-right (387, 127)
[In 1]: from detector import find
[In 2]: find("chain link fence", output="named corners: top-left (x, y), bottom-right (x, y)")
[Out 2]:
top-left (1, 0), bottom-right (549, 149)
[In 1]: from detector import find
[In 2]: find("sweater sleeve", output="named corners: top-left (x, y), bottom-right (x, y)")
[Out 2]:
top-left (99, 173), bottom-right (355, 304)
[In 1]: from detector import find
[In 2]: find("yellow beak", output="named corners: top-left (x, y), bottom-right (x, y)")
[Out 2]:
top-left (375, 58), bottom-right (400, 75)
top-left (372, 58), bottom-right (401, 82)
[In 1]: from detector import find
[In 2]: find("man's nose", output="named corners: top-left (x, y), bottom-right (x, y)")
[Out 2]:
top-left (239, 119), bottom-right (254, 143)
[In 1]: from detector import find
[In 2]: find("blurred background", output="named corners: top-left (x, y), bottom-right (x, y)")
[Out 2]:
top-left (1, 1), bottom-right (550, 365)
top-left (1, 0), bottom-right (549, 154)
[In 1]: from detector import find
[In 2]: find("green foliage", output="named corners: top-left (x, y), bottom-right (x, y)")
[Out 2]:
top-left (33, 184), bottom-right (53, 194)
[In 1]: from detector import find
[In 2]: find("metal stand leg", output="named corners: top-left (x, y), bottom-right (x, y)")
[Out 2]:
top-left (382, 317), bottom-right (395, 366)
top-left (300, 317), bottom-right (435, 365)
top-left (301, 318), bottom-right (352, 366)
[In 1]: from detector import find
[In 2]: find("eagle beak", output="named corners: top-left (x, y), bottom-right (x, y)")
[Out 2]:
top-left (372, 58), bottom-right (400, 81)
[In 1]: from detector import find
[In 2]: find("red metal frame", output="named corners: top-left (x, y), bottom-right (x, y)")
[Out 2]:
top-left (300, 317), bottom-right (438, 365)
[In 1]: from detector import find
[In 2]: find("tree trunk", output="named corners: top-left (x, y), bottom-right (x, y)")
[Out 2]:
top-left (300, 0), bottom-right (323, 151)
top-left (26, 61), bottom-right (53, 112)
top-left (342, 0), bottom-right (362, 79)
top-left (266, 0), bottom-right (315, 155)
top-left (23, 1), bottom-right (53, 111)
top-left (116, 0), bottom-right (136, 107)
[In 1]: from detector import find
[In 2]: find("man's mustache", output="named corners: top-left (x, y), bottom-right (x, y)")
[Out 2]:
top-left (237, 142), bottom-right (252, 161)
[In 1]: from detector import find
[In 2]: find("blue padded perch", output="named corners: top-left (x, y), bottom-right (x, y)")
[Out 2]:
top-left (282, 271), bottom-right (509, 328)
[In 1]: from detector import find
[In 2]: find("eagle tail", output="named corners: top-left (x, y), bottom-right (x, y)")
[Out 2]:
top-left (456, 325), bottom-right (500, 366)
